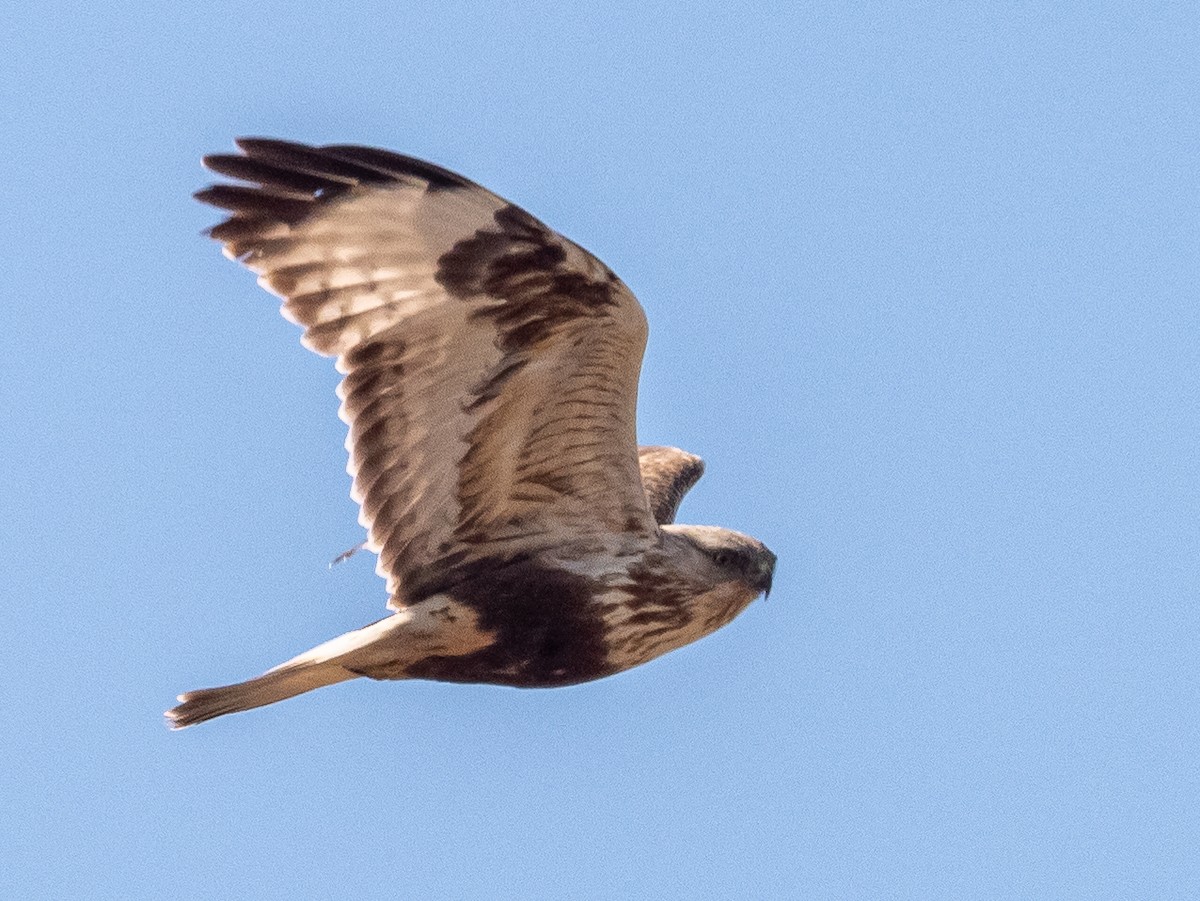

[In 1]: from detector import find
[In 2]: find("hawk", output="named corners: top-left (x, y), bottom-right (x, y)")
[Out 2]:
top-left (167, 139), bottom-right (776, 728)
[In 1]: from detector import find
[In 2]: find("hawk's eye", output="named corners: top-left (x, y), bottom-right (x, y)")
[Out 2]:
top-left (712, 550), bottom-right (735, 568)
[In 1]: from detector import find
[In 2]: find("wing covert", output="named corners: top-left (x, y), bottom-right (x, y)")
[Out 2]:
top-left (637, 446), bottom-right (705, 525)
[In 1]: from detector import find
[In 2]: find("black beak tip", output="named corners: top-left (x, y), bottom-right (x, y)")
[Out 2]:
top-left (749, 546), bottom-right (776, 600)
top-left (759, 556), bottom-right (776, 600)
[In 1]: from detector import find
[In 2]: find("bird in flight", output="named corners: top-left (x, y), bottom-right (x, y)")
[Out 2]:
top-left (167, 139), bottom-right (776, 728)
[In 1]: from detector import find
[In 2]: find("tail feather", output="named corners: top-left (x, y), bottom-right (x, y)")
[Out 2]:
top-left (165, 661), bottom-right (356, 729)
top-left (166, 611), bottom-right (417, 729)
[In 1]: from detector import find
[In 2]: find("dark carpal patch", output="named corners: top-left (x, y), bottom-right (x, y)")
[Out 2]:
top-left (436, 205), bottom-right (620, 352)
top-left (403, 555), bottom-right (613, 688)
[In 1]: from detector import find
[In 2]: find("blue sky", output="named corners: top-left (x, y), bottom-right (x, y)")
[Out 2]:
top-left (3, 2), bottom-right (1197, 898)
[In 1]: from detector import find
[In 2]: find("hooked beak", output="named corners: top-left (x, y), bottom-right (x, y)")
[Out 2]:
top-left (755, 550), bottom-right (777, 599)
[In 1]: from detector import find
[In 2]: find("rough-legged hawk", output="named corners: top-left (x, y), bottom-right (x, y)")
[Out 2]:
top-left (167, 139), bottom-right (776, 728)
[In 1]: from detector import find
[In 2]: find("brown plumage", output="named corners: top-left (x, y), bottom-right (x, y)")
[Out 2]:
top-left (167, 139), bottom-right (775, 728)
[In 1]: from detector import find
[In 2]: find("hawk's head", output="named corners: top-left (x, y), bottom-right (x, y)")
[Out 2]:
top-left (664, 524), bottom-right (777, 599)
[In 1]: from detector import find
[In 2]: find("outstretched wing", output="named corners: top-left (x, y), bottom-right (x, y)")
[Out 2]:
top-left (637, 446), bottom-right (704, 525)
top-left (198, 138), bottom-right (657, 605)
